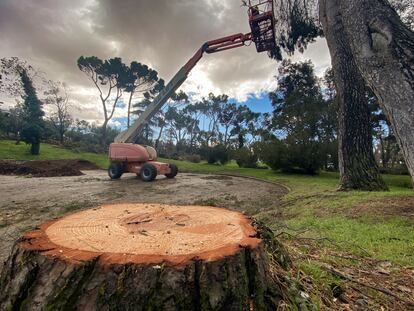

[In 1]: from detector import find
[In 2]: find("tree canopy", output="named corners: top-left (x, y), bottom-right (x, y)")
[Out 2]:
top-left (20, 69), bottom-right (45, 155)
top-left (77, 56), bottom-right (128, 144)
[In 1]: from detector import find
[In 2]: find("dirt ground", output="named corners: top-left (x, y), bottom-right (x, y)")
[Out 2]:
top-left (0, 170), bottom-right (286, 264)
top-left (348, 196), bottom-right (414, 220)
top-left (0, 159), bottom-right (99, 177)
top-left (2, 170), bottom-right (412, 309)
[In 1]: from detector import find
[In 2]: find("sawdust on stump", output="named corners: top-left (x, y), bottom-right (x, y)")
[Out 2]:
top-left (0, 203), bottom-right (296, 310)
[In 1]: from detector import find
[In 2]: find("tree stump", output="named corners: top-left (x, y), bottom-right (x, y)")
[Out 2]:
top-left (0, 203), bottom-right (293, 310)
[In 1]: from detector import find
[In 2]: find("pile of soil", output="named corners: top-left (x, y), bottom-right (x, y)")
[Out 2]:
top-left (0, 159), bottom-right (100, 177)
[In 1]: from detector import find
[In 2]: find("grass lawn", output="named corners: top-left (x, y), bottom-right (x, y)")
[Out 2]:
top-left (0, 140), bottom-right (109, 168)
top-left (169, 159), bottom-right (413, 259)
top-left (1, 139), bottom-right (413, 304)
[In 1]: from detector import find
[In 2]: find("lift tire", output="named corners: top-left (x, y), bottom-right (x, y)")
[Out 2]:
top-left (165, 164), bottom-right (178, 179)
top-left (108, 162), bottom-right (123, 180)
top-left (140, 163), bottom-right (157, 182)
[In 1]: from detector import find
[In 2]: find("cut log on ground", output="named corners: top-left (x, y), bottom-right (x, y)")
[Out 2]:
top-left (0, 203), bottom-right (296, 310)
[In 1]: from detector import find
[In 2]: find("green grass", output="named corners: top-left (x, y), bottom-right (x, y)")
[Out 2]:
top-left (1, 139), bottom-right (413, 266)
top-left (287, 216), bottom-right (414, 265)
top-left (164, 158), bottom-right (412, 191)
top-left (157, 159), bottom-right (414, 266)
top-left (0, 140), bottom-right (109, 168)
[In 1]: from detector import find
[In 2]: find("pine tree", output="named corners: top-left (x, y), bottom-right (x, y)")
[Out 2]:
top-left (20, 69), bottom-right (44, 155)
top-left (268, 60), bottom-right (338, 174)
top-left (269, 0), bottom-right (391, 190)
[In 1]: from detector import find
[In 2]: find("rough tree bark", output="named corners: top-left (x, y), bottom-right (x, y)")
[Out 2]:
top-left (0, 203), bottom-right (302, 311)
top-left (320, 0), bottom-right (388, 191)
top-left (338, 0), bottom-right (414, 185)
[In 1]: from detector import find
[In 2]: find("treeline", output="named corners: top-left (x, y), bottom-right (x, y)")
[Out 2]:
top-left (0, 57), bottom-right (121, 154)
top-left (149, 60), bottom-right (405, 175)
top-left (0, 57), bottom-right (406, 175)
top-left (0, 107), bottom-right (119, 154)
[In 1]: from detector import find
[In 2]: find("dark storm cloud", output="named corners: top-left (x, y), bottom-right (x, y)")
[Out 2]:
top-left (90, 0), bottom-right (249, 77)
top-left (0, 1), bottom-right (108, 81)
top-left (0, 0), bottom-right (331, 122)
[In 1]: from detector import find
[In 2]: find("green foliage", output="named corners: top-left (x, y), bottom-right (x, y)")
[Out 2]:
top-left (124, 62), bottom-right (159, 94)
top-left (164, 106), bottom-right (191, 145)
top-left (64, 119), bottom-right (120, 153)
top-left (77, 56), bottom-right (128, 145)
top-left (200, 93), bottom-right (228, 145)
top-left (42, 119), bottom-right (61, 143)
top-left (287, 139), bottom-right (325, 174)
top-left (0, 109), bottom-right (6, 136)
top-left (253, 137), bottom-right (326, 174)
top-left (202, 145), bottom-right (230, 165)
top-left (253, 138), bottom-right (288, 171)
top-left (232, 147), bottom-right (258, 168)
top-left (183, 154), bottom-right (201, 163)
top-left (152, 92), bottom-right (260, 157)
top-left (367, 85), bottom-right (406, 172)
top-left (19, 69), bottom-right (44, 155)
top-left (1, 103), bottom-right (24, 139)
top-left (265, 60), bottom-right (338, 174)
top-left (126, 61), bottom-right (163, 127)
top-left (43, 81), bottom-right (72, 143)
top-left (228, 104), bottom-right (260, 149)
top-left (132, 80), bottom-right (167, 143)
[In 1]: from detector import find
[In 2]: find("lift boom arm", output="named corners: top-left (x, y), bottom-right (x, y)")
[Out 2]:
top-left (114, 33), bottom-right (252, 143)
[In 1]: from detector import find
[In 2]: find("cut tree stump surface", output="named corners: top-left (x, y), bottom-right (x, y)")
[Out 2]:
top-left (1, 203), bottom-right (295, 310)
top-left (26, 203), bottom-right (260, 265)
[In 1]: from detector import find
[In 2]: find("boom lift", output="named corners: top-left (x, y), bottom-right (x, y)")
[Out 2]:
top-left (108, 0), bottom-right (276, 181)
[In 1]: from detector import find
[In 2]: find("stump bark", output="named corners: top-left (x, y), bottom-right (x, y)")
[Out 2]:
top-left (0, 203), bottom-right (293, 310)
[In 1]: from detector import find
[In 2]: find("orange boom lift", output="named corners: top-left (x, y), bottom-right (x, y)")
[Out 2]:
top-left (108, 0), bottom-right (276, 181)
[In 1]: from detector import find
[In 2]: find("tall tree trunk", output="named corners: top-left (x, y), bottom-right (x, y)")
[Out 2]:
top-left (101, 120), bottom-right (108, 146)
top-left (190, 135), bottom-right (194, 152)
top-left (238, 132), bottom-right (244, 149)
top-left (189, 124), bottom-right (196, 152)
top-left (320, 0), bottom-right (388, 191)
top-left (224, 126), bottom-right (229, 147)
top-left (380, 136), bottom-right (387, 168)
top-left (59, 123), bottom-right (64, 144)
top-left (155, 124), bottom-right (164, 149)
top-left (127, 92), bottom-right (133, 128)
top-left (30, 142), bottom-right (40, 155)
top-left (338, 0), bottom-right (414, 185)
top-left (145, 124), bottom-right (149, 143)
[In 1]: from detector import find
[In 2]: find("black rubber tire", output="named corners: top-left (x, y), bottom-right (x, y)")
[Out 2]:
top-left (108, 162), bottom-right (123, 179)
top-left (140, 163), bottom-right (157, 182)
top-left (165, 164), bottom-right (178, 179)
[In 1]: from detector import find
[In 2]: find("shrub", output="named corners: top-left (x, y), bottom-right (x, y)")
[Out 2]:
top-left (63, 141), bottom-right (106, 154)
top-left (253, 140), bottom-right (288, 171)
top-left (253, 138), bottom-right (323, 174)
top-left (286, 140), bottom-right (324, 174)
top-left (379, 166), bottom-right (409, 175)
top-left (233, 147), bottom-right (258, 168)
top-left (184, 154), bottom-right (201, 163)
top-left (203, 145), bottom-right (230, 165)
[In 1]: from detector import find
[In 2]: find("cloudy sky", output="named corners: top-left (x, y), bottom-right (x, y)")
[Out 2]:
top-left (0, 0), bottom-right (331, 128)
